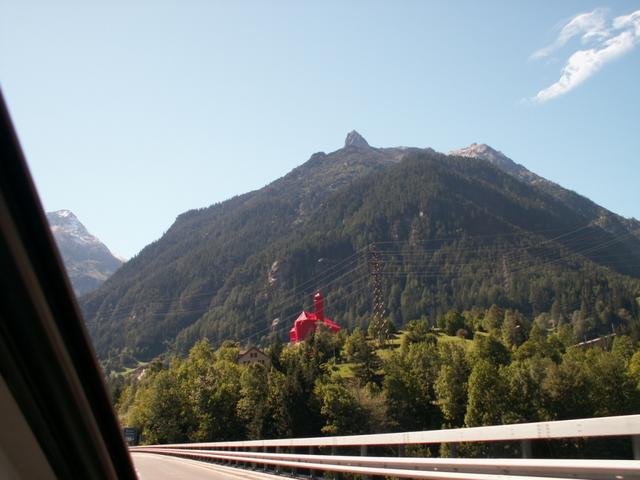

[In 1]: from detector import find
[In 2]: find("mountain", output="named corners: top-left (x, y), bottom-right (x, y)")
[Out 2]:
top-left (47, 210), bottom-right (123, 295)
top-left (80, 132), bottom-right (640, 369)
top-left (449, 143), bottom-right (640, 239)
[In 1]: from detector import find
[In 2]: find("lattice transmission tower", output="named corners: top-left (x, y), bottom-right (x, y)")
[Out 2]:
top-left (368, 244), bottom-right (388, 345)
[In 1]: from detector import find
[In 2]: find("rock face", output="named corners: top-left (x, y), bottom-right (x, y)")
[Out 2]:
top-left (344, 130), bottom-right (370, 148)
top-left (47, 210), bottom-right (123, 296)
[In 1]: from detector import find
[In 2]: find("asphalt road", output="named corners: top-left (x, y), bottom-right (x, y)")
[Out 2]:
top-left (132, 453), bottom-right (286, 480)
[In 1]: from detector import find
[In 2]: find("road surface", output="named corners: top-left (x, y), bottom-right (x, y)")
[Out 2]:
top-left (132, 453), bottom-right (286, 480)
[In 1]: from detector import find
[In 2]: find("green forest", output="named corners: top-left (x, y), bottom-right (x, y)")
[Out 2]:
top-left (112, 306), bottom-right (640, 458)
top-left (86, 150), bottom-right (640, 373)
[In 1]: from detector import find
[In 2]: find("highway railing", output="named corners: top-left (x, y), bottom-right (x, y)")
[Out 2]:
top-left (130, 414), bottom-right (640, 479)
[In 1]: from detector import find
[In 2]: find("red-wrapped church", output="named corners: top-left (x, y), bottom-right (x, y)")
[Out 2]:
top-left (289, 292), bottom-right (340, 343)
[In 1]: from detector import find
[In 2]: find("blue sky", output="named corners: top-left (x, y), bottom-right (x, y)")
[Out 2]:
top-left (1, 1), bottom-right (639, 258)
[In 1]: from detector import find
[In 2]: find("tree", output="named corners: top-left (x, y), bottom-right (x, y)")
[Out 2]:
top-left (483, 304), bottom-right (503, 332)
top-left (264, 369), bottom-right (295, 438)
top-left (628, 351), bottom-right (640, 389)
top-left (583, 348), bottom-right (637, 417)
top-left (132, 369), bottom-right (194, 444)
top-left (384, 342), bottom-right (441, 430)
top-left (342, 328), bottom-right (367, 363)
top-left (275, 342), bottom-right (324, 437)
top-left (500, 357), bottom-right (552, 424)
top-left (237, 363), bottom-right (269, 439)
top-left (314, 377), bottom-right (368, 435)
top-left (435, 343), bottom-right (470, 426)
top-left (175, 339), bottom-right (244, 441)
top-left (550, 299), bottom-right (563, 326)
top-left (438, 310), bottom-right (466, 336)
top-left (341, 327), bottom-right (382, 387)
top-left (540, 347), bottom-right (636, 420)
top-left (216, 340), bottom-right (240, 363)
top-left (612, 335), bottom-right (636, 365)
top-left (402, 318), bottom-right (436, 350)
top-left (267, 335), bottom-right (284, 372)
top-left (465, 360), bottom-right (506, 427)
top-left (501, 309), bottom-right (527, 348)
top-left (533, 312), bottom-right (552, 331)
top-left (305, 324), bottom-right (342, 367)
top-left (553, 324), bottom-right (577, 348)
top-left (541, 349), bottom-right (591, 420)
top-left (514, 324), bottom-right (563, 363)
top-left (471, 334), bottom-right (510, 366)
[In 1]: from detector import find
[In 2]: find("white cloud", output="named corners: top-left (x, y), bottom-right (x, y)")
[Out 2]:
top-left (531, 9), bottom-right (608, 60)
top-left (530, 8), bottom-right (640, 103)
top-left (534, 31), bottom-right (636, 102)
top-left (613, 10), bottom-right (640, 35)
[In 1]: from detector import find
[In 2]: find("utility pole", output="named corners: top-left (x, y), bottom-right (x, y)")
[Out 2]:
top-left (369, 244), bottom-right (388, 346)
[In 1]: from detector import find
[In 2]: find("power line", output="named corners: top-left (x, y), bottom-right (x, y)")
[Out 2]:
top-left (235, 274), bottom-right (373, 345)
top-left (86, 247), bottom-right (369, 327)
top-left (88, 226), bottom-right (640, 353)
top-left (86, 260), bottom-right (368, 327)
top-left (88, 245), bottom-right (371, 325)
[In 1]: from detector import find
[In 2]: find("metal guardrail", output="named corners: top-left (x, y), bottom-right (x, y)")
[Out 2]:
top-left (131, 414), bottom-right (640, 479)
top-left (136, 414), bottom-right (640, 448)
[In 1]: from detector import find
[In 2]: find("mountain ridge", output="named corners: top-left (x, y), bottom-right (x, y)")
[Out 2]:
top-left (80, 133), bottom-right (640, 369)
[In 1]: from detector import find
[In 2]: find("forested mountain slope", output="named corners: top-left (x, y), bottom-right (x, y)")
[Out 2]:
top-left (80, 133), bottom-right (640, 369)
top-left (449, 143), bottom-right (640, 240)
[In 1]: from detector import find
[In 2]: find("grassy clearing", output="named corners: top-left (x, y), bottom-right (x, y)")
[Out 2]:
top-left (332, 361), bottom-right (355, 378)
top-left (336, 329), bottom-right (476, 378)
top-left (113, 360), bottom-right (149, 377)
top-left (436, 332), bottom-right (475, 349)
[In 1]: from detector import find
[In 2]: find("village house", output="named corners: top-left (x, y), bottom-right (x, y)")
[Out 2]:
top-left (238, 346), bottom-right (270, 367)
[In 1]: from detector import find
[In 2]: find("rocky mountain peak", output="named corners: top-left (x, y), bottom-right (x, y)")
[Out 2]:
top-left (52, 209), bottom-right (76, 219)
top-left (48, 209), bottom-right (79, 225)
top-left (47, 209), bottom-right (97, 245)
top-left (344, 130), bottom-right (370, 148)
top-left (46, 210), bottom-right (123, 295)
top-left (449, 143), bottom-right (508, 163)
top-left (448, 143), bottom-right (534, 181)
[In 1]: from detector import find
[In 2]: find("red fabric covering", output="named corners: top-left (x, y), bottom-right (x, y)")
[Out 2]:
top-left (314, 292), bottom-right (324, 321)
top-left (289, 292), bottom-right (340, 342)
